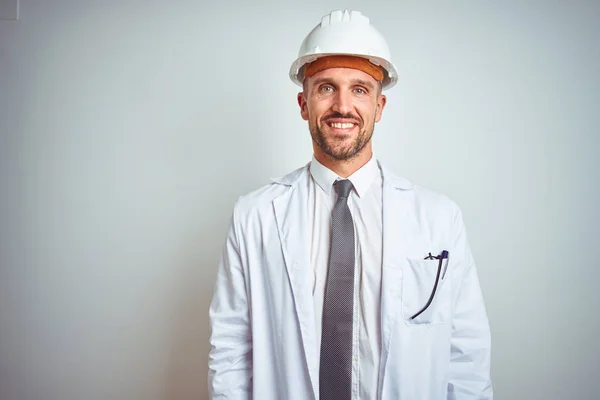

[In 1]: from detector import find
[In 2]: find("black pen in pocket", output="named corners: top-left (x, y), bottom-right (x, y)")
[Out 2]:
top-left (411, 250), bottom-right (449, 320)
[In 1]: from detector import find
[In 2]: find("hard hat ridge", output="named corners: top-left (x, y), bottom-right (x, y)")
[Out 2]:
top-left (289, 9), bottom-right (398, 90)
top-left (321, 9), bottom-right (366, 26)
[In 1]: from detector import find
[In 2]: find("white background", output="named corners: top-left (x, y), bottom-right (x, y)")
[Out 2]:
top-left (1, 1), bottom-right (599, 399)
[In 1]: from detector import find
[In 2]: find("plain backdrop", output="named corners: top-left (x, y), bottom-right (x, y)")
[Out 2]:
top-left (1, 1), bottom-right (599, 399)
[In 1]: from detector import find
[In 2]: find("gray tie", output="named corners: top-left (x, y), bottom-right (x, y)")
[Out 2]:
top-left (320, 179), bottom-right (355, 400)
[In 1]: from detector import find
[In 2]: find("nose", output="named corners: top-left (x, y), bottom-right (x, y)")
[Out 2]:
top-left (331, 89), bottom-right (353, 115)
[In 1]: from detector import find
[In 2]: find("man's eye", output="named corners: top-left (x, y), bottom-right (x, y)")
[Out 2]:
top-left (320, 86), bottom-right (334, 93)
top-left (354, 88), bottom-right (366, 95)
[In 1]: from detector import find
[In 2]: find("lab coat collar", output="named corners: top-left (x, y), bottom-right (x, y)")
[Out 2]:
top-left (379, 163), bottom-right (414, 190)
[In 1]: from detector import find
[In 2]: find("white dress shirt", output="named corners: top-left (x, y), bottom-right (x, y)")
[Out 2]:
top-left (308, 155), bottom-right (383, 400)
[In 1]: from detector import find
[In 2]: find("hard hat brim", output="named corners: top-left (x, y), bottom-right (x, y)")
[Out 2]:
top-left (289, 53), bottom-right (398, 91)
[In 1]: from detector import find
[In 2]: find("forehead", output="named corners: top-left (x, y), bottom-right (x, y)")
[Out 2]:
top-left (305, 67), bottom-right (379, 88)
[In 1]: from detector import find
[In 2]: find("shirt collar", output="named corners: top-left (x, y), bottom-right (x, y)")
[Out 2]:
top-left (309, 155), bottom-right (380, 198)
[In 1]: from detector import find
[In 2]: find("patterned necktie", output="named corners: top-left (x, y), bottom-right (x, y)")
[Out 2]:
top-left (320, 179), bottom-right (355, 400)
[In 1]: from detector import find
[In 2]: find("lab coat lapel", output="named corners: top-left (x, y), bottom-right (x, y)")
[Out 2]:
top-left (379, 164), bottom-right (417, 377)
top-left (272, 167), bottom-right (318, 396)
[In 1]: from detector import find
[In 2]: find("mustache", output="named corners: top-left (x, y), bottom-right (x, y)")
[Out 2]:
top-left (322, 112), bottom-right (361, 123)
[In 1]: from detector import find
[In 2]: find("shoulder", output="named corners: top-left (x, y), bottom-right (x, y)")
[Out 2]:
top-left (413, 184), bottom-right (461, 214)
top-left (233, 163), bottom-right (309, 215)
top-left (380, 162), bottom-right (462, 217)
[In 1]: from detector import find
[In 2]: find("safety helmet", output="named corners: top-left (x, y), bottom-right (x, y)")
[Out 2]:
top-left (289, 9), bottom-right (398, 90)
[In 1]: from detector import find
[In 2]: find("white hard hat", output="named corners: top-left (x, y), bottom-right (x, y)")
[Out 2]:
top-left (289, 9), bottom-right (398, 90)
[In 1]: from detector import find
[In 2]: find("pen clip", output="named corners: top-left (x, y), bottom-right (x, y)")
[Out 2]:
top-left (441, 250), bottom-right (449, 279)
top-left (423, 250), bottom-right (450, 279)
top-left (423, 250), bottom-right (449, 261)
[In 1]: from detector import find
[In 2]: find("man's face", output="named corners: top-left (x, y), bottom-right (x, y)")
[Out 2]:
top-left (297, 67), bottom-right (387, 162)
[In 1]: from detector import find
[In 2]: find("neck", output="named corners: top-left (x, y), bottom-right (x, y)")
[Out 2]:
top-left (313, 147), bottom-right (373, 178)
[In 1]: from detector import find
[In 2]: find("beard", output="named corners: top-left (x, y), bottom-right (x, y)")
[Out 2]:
top-left (309, 114), bottom-right (375, 161)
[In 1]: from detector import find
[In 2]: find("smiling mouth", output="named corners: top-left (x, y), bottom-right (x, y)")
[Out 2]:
top-left (329, 122), bottom-right (355, 129)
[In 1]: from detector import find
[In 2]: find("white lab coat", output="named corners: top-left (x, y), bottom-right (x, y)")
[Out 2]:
top-left (208, 162), bottom-right (493, 399)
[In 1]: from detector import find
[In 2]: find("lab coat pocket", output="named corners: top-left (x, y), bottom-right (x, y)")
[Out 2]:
top-left (401, 258), bottom-right (451, 325)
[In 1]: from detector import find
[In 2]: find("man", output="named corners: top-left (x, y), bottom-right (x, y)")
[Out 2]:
top-left (209, 9), bottom-right (492, 400)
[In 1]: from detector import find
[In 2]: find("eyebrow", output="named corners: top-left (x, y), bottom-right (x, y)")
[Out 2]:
top-left (351, 79), bottom-right (377, 90)
top-left (310, 77), bottom-right (334, 88)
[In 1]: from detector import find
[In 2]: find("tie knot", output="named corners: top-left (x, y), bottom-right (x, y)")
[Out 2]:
top-left (334, 179), bottom-right (354, 199)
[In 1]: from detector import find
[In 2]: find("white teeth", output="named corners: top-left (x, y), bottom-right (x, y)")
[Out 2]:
top-left (330, 122), bottom-right (354, 129)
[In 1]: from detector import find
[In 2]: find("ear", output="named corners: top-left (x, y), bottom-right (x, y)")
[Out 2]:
top-left (374, 94), bottom-right (387, 122)
top-left (297, 92), bottom-right (309, 121)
